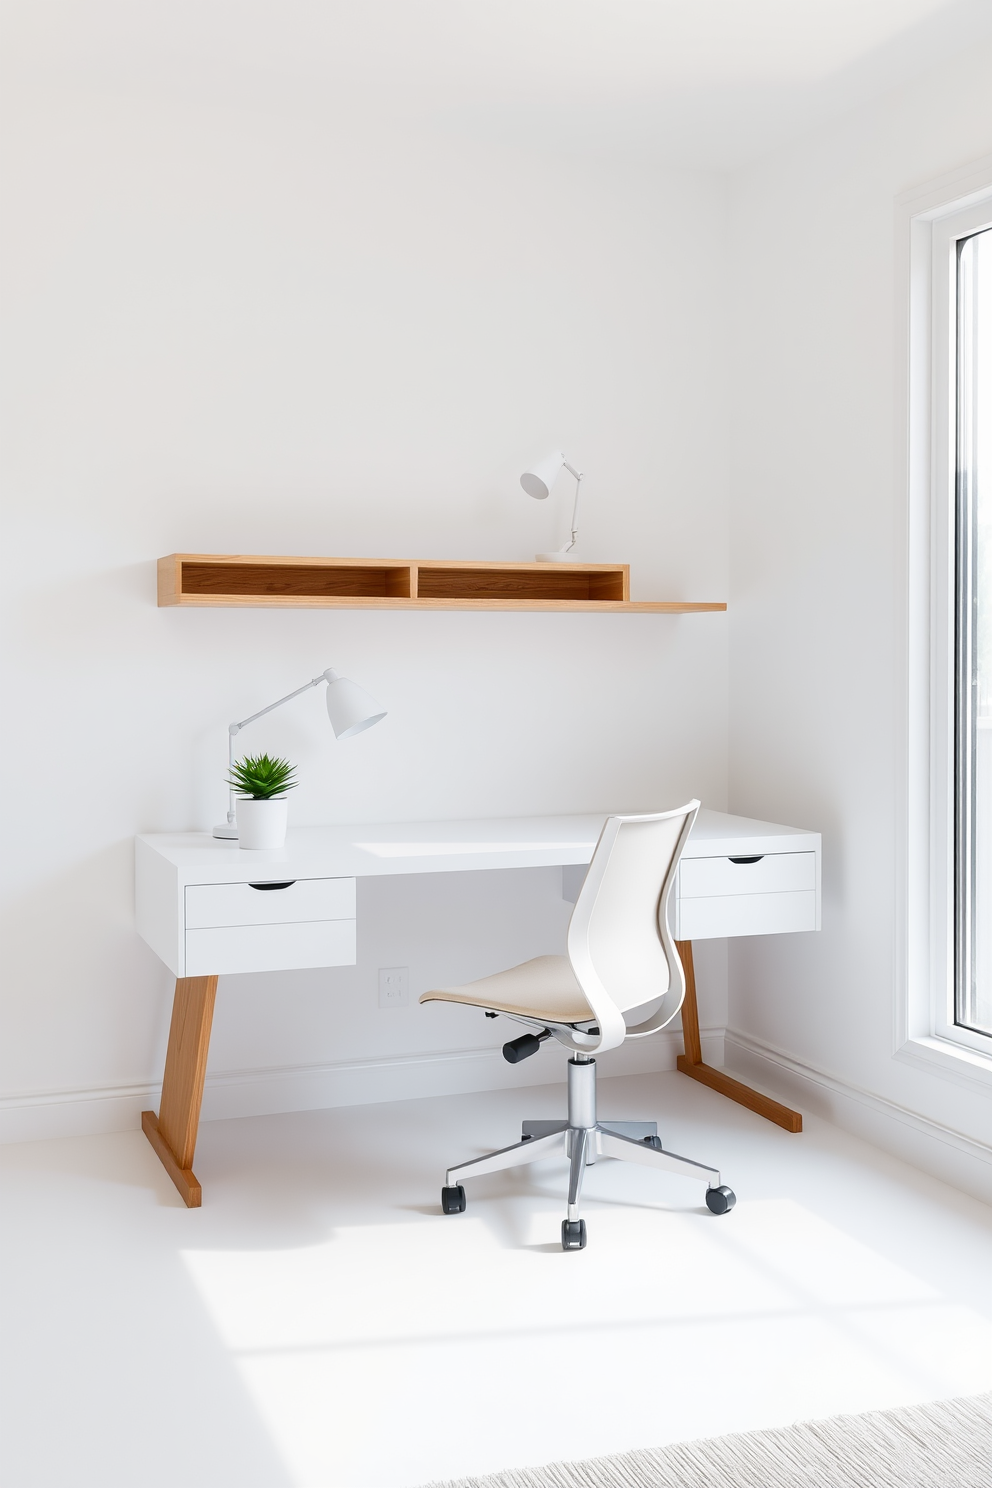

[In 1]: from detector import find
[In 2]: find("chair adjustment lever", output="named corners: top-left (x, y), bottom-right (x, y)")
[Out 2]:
top-left (502, 1030), bottom-right (551, 1064)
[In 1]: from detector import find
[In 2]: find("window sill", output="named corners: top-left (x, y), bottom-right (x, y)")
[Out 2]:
top-left (896, 1033), bottom-right (992, 1094)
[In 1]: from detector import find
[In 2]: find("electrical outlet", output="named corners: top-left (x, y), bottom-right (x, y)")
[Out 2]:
top-left (378, 967), bottom-right (410, 1008)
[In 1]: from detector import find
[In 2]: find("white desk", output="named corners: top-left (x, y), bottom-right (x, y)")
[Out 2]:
top-left (136, 809), bottom-right (820, 1203)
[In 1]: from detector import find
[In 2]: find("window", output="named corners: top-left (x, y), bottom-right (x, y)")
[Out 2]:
top-left (955, 227), bottom-right (992, 1038)
top-left (899, 163), bottom-right (992, 1083)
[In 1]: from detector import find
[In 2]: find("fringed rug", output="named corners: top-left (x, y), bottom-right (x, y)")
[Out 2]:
top-left (425, 1391), bottom-right (992, 1488)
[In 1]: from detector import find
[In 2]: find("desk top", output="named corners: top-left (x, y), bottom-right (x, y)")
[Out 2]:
top-left (137, 809), bottom-right (820, 887)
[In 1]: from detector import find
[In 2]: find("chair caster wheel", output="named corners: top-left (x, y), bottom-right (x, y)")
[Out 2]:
top-left (706, 1184), bottom-right (736, 1215)
top-left (561, 1219), bottom-right (587, 1251)
top-left (441, 1185), bottom-right (466, 1215)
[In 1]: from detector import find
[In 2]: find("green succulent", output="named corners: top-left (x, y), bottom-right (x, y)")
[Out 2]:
top-left (228, 753), bottom-right (298, 800)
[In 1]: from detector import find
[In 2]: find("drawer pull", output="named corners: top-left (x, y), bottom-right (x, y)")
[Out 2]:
top-left (727, 856), bottom-right (764, 865)
top-left (248, 880), bottom-right (297, 891)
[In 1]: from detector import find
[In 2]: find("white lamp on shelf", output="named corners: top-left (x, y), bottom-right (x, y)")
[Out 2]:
top-left (213, 667), bottom-right (386, 840)
top-left (521, 451), bottom-right (584, 562)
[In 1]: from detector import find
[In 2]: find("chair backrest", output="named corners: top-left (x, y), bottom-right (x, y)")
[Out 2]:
top-left (566, 802), bottom-right (699, 1046)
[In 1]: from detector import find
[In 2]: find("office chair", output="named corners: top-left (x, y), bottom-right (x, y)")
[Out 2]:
top-left (420, 801), bottom-right (736, 1250)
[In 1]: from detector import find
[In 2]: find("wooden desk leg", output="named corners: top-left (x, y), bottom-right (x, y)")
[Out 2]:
top-left (675, 940), bottom-right (802, 1134)
top-left (142, 975), bottom-right (218, 1206)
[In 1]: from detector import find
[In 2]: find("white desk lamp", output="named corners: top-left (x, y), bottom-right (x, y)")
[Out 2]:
top-left (213, 668), bottom-right (386, 839)
top-left (521, 451), bottom-right (584, 563)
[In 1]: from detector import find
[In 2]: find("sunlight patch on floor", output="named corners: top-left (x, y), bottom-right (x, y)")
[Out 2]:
top-left (181, 1197), bottom-right (992, 1488)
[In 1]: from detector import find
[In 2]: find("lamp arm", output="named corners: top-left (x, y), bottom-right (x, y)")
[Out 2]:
top-left (564, 468), bottom-right (583, 553)
top-left (223, 674), bottom-right (326, 827)
top-left (229, 675), bottom-right (324, 736)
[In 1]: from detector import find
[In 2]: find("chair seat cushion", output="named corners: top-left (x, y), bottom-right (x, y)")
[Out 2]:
top-left (420, 955), bottom-right (594, 1023)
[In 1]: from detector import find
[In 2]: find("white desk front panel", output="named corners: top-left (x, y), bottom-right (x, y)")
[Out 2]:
top-left (678, 851), bottom-right (815, 900)
top-left (185, 877), bottom-right (356, 930)
top-left (186, 920), bottom-right (356, 977)
top-left (558, 812), bottom-right (821, 941)
top-left (135, 809), bottom-right (820, 976)
top-left (674, 848), bottom-right (818, 940)
top-left (675, 889), bottom-right (817, 940)
top-left (182, 877), bottom-right (358, 976)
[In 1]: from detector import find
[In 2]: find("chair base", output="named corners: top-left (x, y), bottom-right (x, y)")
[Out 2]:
top-left (522, 1117), bottom-right (658, 1150)
top-left (442, 1056), bottom-right (734, 1248)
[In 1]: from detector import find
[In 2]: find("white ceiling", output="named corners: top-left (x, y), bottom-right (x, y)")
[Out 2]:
top-left (6, 0), bottom-right (992, 168)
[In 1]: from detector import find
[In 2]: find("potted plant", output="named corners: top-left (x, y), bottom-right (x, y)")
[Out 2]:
top-left (228, 753), bottom-right (298, 850)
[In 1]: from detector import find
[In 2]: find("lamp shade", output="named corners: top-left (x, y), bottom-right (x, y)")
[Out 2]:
top-left (322, 669), bottom-right (387, 739)
top-left (520, 451), bottom-right (565, 501)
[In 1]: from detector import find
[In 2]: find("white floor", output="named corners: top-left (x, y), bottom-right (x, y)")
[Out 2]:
top-left (4, 1072), bottom-right (992, 1488)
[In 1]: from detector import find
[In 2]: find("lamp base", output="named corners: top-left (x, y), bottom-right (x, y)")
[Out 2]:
top-left (212, 823), bottom-right (239, 839)
top-left (536, 551), bottom-right (581, 563)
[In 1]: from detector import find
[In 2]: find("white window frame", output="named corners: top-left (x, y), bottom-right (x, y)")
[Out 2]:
top-left (898, 155), bottom-right (992, 1091)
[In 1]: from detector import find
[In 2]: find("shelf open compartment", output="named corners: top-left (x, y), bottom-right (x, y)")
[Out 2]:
top-left (415, 563), bottom-right (627, 603)
top-left (159, 555), bottom-right (412, 606)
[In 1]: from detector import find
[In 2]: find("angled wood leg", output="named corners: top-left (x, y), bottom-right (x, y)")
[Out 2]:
top-left (675, 940), bottom-right (802, 1134)
top-left (142, 975), bottom-right (218, 1205)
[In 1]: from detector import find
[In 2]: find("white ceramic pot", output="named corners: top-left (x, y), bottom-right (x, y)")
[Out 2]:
top-left (236, 797), bottom-right (289, 850)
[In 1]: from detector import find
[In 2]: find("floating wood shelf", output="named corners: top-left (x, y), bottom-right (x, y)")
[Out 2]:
top-left (157, 554), bottom-right (726, 613)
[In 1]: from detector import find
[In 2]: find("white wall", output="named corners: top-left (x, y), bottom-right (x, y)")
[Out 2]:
top-left (1, 28), bottom-right (730, 1137)
top-left (727, 39), bottom-right (992, 1198)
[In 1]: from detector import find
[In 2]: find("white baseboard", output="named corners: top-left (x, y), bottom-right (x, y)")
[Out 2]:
top-left (725, 1027), bottom-right (992, 1206)
top-left (17, 1024), bottom-right (989, 1209)
top-left (0, 1026), bottom-right (724, 1145)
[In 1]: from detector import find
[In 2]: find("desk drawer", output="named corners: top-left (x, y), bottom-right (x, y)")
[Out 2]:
top-left (185, 877), bottom-right (355, 929)
top-left (679, 852), bottom-right (815, 899)
top-left (676, 890), bottom-right (817, 940)
top-left (185, 919), bottom-right (357, 976)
